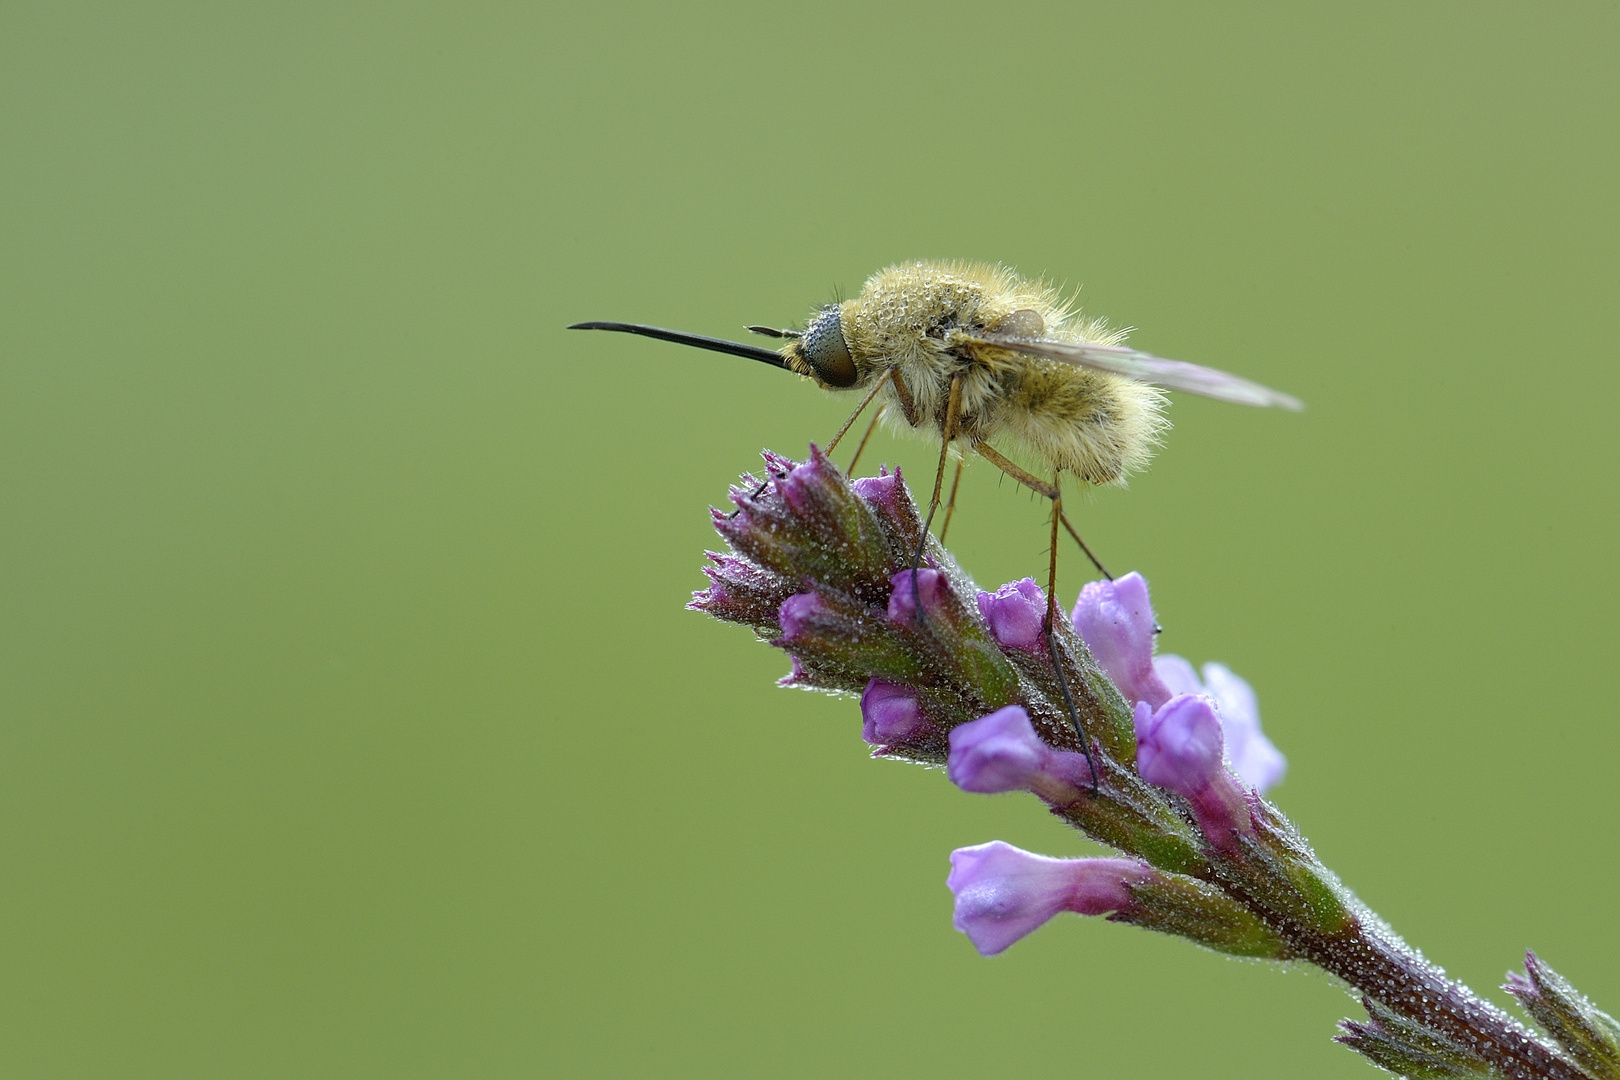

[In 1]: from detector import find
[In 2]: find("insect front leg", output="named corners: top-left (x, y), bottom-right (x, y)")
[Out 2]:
top-left (888, 366), bottom-right (921, 427)
top-left (904, 374), bottom-right (965, 638)
top-left (824, 368), bottom-right (892, 456)
top-left (846, 403), bottom-right (886, 475)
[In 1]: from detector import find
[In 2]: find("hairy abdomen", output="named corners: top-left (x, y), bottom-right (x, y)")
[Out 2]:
top-left (988, 362), bottom-right (1167, 485)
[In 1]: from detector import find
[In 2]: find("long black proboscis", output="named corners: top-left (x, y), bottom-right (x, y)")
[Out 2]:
top-left (567, 321), bottom-right (792, 372)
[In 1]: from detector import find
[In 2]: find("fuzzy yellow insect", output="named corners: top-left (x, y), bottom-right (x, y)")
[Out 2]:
top-left (571, 259), bottom-right (1300, 626)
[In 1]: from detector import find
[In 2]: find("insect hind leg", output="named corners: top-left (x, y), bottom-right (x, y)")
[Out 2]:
top-left (939, 458), bottom-right (964, 542)
top-left (973, 442), bottom-right (1099, 791)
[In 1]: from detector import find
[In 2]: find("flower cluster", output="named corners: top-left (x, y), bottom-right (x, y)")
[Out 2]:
top-left (692, 448), bottom-right (1611, 1080)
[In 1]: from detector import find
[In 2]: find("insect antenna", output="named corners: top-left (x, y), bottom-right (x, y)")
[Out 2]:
top-left (744, 325), bottom-right (801, 339)
top-left (567, 322), bottom-right (792, 373)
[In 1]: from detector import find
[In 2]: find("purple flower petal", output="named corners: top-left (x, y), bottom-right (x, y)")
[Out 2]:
top-left (851, 470), bottom-right (900, 508)
top-left (1136, 695), bottom-right (1252, 848)
top-left (975, 578), bottom-right (1047, 653)
top-left (947, 705), bottom-right (1099, 797)
top-left (1135, 695), bottom-right (1226, 797)
top-left (1150, 656), bottom-right (1287, 793)
top-left (1071, 573), bottom-right (1172, 708)
top-left (1151, 654), bottom-right (1202, 697)
top-left (947, 706), bottom-right (1048, 793)
top-left (947, 841), bottom-right (1152, 956)
top-left (860, 679), bottom-right (928, 744)
top-left (1200, 662), bottom-right (1286, 792)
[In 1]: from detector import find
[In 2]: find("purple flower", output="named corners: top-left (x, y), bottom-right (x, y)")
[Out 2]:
top-left (946, 705), bottom-right (1091, 797)
top-left (1073, 571), bottom-right (1286, 794)
top-left (1135, 695), bottom-right (1252, 849)
top-left (850, 470), bottom-right (900, 509)
top-left (976, 578), bottom-right (1047, 653)
top-left (947, 706), bottom-right (1048, 793)
top-left (1135, 695), bottom-right (1224, 793)
top-left (1071, 572), bottom-right (1173, 708)
top-left (887, 567), bottom-right (948, 625)
top-left (777, 592), bottom-right (831, 641)
top-left (947, 841), bottom-right (1154, 955)
top-left (1153, 656), bottom-right (1286, 793)
top-left (860, 679), bottom-right (932, 744)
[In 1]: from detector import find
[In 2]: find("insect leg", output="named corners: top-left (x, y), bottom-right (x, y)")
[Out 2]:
top-left (972, 443), bottom-right (1113, 579)
top-left (939, 458), bottom-right (964, 542)
top-left (972, 443), bottom-right (1098, 790)
top-left (1044, 471), bottom-right (1062, 629)
top-left (913, 374), bottom-right (964, 564)
top-left (846, 403), bottom-right (886, 474)
top-left (824, 368), bottom-right (892, 456)
top-left (724, 475), bottom-right (775, 519)
top-left (907, 374), bottom-right (964, 629)
top-left (888, 367), bottom-right (921, 426)
top-left (972, 442), bottom-right (1058, 500)
top-left (1043, 471), bottom-right (1099, 790)
top-left (1060, 512), bottom-right (1113, 580)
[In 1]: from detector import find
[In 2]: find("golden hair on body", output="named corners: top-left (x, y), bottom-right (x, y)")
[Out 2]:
top-left (809, 260), bottom-right (1168, 486)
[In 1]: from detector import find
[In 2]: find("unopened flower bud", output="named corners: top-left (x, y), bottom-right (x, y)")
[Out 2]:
top-left (887, 567), bottom-right (949, 626)
top-left (947, 841), bottom-right (1154, 955)
top-left (1071, 572), bottom-right (1172, 708)
top-left (778, 592), bottom-right (832, 642)
top-left (850, 470), bottom-right (900, 509)
top-left (975, 578), bottom-right (1047, 653)
top-left (1135, 695), bottom-right (1252, 849)
top-left (946, 705), bottom-right (1090, 798)
top-left (1503, 952), bottom-right (1620, 1077)
top-left (690, 552), bottom-right (796, 632)
top-left (714, 449), bottom-right (892, 598)
top-left (851, 467), bottom-right (923, 555)
top-left (860, 679), bottom-right (936, 744)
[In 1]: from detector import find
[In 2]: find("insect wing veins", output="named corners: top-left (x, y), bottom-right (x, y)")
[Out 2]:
top-left (973, 333), bottom-right (1303, 411)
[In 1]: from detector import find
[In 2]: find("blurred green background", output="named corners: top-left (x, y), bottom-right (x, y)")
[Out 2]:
top-left (1, 2), bottom-right (1615, 1076)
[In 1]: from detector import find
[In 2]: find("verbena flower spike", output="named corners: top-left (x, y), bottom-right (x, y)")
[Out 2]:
top-left (692, 447), bottom-right (1615, 1080)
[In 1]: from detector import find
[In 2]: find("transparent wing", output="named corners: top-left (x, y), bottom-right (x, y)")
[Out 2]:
top-left (972, 333), bottom-right (1304, 411)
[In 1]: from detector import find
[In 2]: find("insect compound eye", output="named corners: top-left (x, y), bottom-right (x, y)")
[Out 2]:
top-left (800, 307), bottom-right (857, 388)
